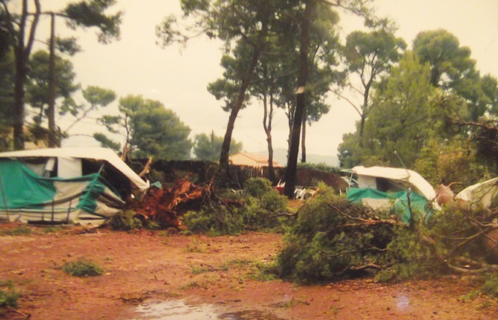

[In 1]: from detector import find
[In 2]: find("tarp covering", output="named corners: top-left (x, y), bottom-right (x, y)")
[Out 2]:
top-left (0, 160), bottom-right (55, 208)
top-left (347, 188), bottom-right (430, 223)
top-left (352, 166), bottom-right (436, 201)
top-left (0, 147), bottom-right (149, 192)
top-left (456, 177), bottom-right (498, 208)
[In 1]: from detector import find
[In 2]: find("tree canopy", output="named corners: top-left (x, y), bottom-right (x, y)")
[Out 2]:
top-left (96, 95), bottom-right (192, 160)
top-left (0, 0), bottom-right (121, 149)
top-left (193, 132), bottom-right (243, 162)
top-left (338, 27), bottom-right (406, 142)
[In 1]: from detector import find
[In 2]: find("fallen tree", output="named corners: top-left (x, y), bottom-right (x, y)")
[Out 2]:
top-left (269, 184), bottom-right (498, 284)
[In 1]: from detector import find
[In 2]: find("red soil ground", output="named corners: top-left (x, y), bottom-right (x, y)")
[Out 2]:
top-left (1, 223), bottom-right (497, 320)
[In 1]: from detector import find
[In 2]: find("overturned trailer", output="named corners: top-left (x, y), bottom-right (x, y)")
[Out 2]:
top-left (0, 148), bottom-right (149, 225)
top-left (346, 166), bottom-right (437, 222)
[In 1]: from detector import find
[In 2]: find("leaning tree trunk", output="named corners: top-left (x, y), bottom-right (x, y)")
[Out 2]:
top-left (47, 12), bottom-right (57, 147)
top-left (301, 107), bottom-right (306, 163)
top-left (218, 46), bottom-right (261, 186)
top-left (263, 86), bottom-right (277, 184)
top-left (284, 0), bottom-right (312, 198)
top-left (13, 55), bottom-right (28, 150)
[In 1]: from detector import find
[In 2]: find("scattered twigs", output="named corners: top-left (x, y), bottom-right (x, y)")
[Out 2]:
top-left (327, 204), bottom-right (398, 226)
top-left (445, 223), bottom-right (498, 261)
top-left (349, 262), bottom-right (383, 271)
top-left (6, 306), bottom-right (31, 319)
top-left (445, 261), bottom-right (498, 274)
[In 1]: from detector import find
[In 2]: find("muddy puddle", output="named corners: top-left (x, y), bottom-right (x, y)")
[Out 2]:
top-left (129, 299), bottom-right (286, 320)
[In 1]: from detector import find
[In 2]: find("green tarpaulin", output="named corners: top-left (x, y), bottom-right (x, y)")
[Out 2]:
top-left (0, 160), bottom-right (56, 209)
top-left (347, 188), bottom-right (431, 223)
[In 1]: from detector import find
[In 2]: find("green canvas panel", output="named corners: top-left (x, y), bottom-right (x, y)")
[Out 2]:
top-left (347, 188), bottom-right (431, 223)
top-left (0, 159), bottom-right (56, 209)
top-left (76, 174), bottom-right (107, 214)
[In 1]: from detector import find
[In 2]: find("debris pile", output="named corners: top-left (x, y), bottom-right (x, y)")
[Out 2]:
top-left (133, 178), bottom-right (212, 228)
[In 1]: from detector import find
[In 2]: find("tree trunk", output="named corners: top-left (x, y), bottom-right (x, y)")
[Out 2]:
top-left (47, 12), bottom-right (57, 147)
top-left (263, 85), bottom-right (276, 184)
top-left (10, 0), bottom-right (41, 150)
top-left (358, 113), bottom-right (366, 147)
top-left (284, 1), bottom-right (313, 198)
top-left (218, 46), bottom-right (261, 186)
top-left (301, 108), bottom-right (306, 163)
top-left (358, 78), bottom-right (372, 147)
top-left (13, 54), bottom-right (27, 150)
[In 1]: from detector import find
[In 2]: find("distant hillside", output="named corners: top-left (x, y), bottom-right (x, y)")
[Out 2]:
top-left (256, 148), bottom-right (339, 167)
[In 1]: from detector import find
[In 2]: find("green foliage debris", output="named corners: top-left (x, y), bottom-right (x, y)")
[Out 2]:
top-left (275, 185), bottom-right (396, 283)
top-left (109, 210), bottom-right (143, 231)
top-left (182, 178), bottom-right (289, 235)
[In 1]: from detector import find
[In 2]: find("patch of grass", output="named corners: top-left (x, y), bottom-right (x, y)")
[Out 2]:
top-left (0, 226), bottom-right (32, 236)
top-left (219, 259), bottom-right (253, 271)
top-left (0, 281), bottom-right (21, 309)
top-left (190, 265), bottom-right (208, 275)
top-left (477, 301), bottom-right (492, 310)
top-left (62, 259), bottom-right (103, 277)
top-left (249, 261), bottom-right (279, 282)
top-left (42, 226), bottom-right (64, 234)
top-left (460, 290), bottom-right (480, 302)
top-left (184, 239), bottom-right (206, 253)
top-left (180, 280), bottom-right (208, 290)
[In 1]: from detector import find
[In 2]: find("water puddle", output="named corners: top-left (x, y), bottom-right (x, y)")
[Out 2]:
top-left (129, 300), bottom-right (286, 320)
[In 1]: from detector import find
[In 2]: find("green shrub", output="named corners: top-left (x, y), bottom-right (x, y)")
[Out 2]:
top-left (244, 178), bottom-right (273, 198)
top-left (63, 259), bottom-right (103, 277)
top-left (109, 210), bottom-right (143, 231)
top-left (0, 281), bottom-right (21, 309)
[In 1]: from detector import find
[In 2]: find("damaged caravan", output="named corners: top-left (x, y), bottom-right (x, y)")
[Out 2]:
top-left (0, 148), bottom-right (149, 224)
top-left (346, 166), bottom-right (437, 223)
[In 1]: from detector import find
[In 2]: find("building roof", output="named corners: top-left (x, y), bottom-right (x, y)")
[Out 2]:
top-left (229, 152), bottom-right (283, 168)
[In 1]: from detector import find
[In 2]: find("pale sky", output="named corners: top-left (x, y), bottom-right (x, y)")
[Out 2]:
top-left (25, 0), bottom-right (498, 163)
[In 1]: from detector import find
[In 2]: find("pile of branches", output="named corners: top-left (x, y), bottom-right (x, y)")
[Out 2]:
top-left (182, 178), bottom-right (289, 235)
top-left (394, 204), bottom-right (498, 277)
top-left (276, 185), bottom-right (399, 283)
top-left (272, 184), bottom-right (498, 284)
top-left (131, 177), bottom-right (213, 228)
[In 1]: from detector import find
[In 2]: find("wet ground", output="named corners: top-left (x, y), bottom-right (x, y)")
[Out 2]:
top-left (1, 225), bottom-right (498, 320)
top-left (129, 299), bottom-right (285, 320)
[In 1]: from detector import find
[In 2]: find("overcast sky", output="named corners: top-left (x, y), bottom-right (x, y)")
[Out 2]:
top-left (28, 0), bottom-right (498, 162)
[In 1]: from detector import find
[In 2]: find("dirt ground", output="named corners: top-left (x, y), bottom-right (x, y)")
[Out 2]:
top-left (1, 222), bottom-right (498, 320)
